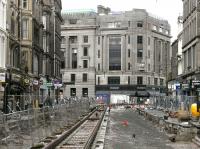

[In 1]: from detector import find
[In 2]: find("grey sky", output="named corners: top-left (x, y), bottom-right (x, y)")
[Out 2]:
top-left (62, 0), bottom-right (183, 41)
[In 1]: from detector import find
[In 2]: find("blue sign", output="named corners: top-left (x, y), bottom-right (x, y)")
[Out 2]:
top-left (96, 94), bottom-right (110, 104)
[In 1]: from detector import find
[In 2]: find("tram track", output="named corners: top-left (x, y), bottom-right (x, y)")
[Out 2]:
top-left (40, 106), bottom-right (106, 149)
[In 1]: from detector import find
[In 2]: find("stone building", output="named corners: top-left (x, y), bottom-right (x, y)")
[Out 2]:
top-left (61, 6), bottom-right (171, 100)
top-left (61, 10), bottom-right (97, 97)
top-left (40, 0), bottom-right (63, 100)
top-left (181, 0), bottom-right (200, 96)
top-left (2, 0), bottom-right (63, 113)
top-left (0, 0), bottom-right (7, 110)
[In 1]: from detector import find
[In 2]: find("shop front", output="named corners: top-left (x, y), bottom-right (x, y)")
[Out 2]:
top-left (0, 69), bottom-right (5, 111)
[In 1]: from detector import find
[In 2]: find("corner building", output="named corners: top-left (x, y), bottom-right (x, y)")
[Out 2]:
top-left (61, 6), bottom-right (171, 101)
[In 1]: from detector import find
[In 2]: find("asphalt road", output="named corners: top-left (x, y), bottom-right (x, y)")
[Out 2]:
top-left (104, 106), bottom-right (198, 149)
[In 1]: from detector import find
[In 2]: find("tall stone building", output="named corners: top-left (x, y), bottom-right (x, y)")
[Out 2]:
top-left (2, 0), bottom-right (63, 113)
top-left (40, 0), bottom-right (63, 99)
top-left (0, 0), bottom-right (7, 110)
top-left (61, 10), bottom-right (96, 97)
top-left (181, 0), bottom-right (200, 96)
top-left (61, 6), bottom-right (171, 100)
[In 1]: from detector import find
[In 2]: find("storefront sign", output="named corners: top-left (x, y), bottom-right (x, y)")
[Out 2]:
top-left (54, 83), bottom-right (62, 88)
top-left (182, 83), bottom-right (189, 89)
top-left (0, 73), bottom-right (5, 82)
top-left (136, 86), bottom-right (146, 90)
top-left (192, 80), bottom-right (200, 88)
top-left (110, 86), bottom-right (119, 90)
top-left (46, 83), bottom-right (53, 87)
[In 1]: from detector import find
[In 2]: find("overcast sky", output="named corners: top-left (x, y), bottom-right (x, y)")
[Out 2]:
top-left (62, 0), bottom-right (183, 41)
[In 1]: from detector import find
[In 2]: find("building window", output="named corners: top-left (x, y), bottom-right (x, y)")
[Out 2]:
top-left (83, 60), bottom-right (88, 68)
top-left (11, 12), bottom-right (15, 34)
top-left (98, 77), bottom-right (100, 85)
top-left (128, 35), bottom-right (130, 44)
top-left (148, 64), bottom-right (150, 71)
top-left (42, 16), bottom-right (47, 30)
top-left (83, 73), bottom-right (87, 82)
top-left (154, 78), bottom-right (158, 85)
top-left (128, 49), bottom-right (130, 57)
top-left (148, 37), bottom-right (150, 45)
top-left (98, 36), bottom-right (100, 45)
top-left (109, 36), bottom-right (121, 70)
top-left (83, 35), bottom-right (88, 43)
top-left (98, 50), bottom-right (100, 58)
top-left (33, 53), bottom-right (39, 75)
top-left (82, 88), bottom-right (88, 97)
top-left (23, 0), bottom-right (28, 9)
top-left (148, 77), bottom-right (150, 85)
top-left (128, 21), bottom-right (131, 27)
top-left (71, 74), bottom-right (75, 82)
top-left (160, 78), bottom-right (164, 86)
top-left (98, 63), bottom-right (100, 71)
top-left (137, 36), bottom-right (143, 44)
top-left (108, 22), bottom-right (121, 28)
top-left (13, 46), bottom-right (20, 68)
top-left (83, 47), bottom-right (88, 56)
top-left (137, 76), bottom-right (143, 85)
top-left (72, 48), bottom-right (77, 69)
top-left (128, 63), bottom-right (131, 70)
top-left (137, 21), bottom-right (143, 27)
top-left (108, 77), bottom-right (120, 85)
top-left (188, 48), bottom-right (191, 68)
top-left (22, 19), bottom-right (28, 39)
top-left (69, 36), bottom-right (77, 43)
top-left (128, 76), bottom-right (130, 84)
top-left (137, 49), bottom-right (143, 58)
top-left (70, 88), bottom-right (76, 96)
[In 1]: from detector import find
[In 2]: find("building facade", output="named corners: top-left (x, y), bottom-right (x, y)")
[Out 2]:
top-left (181, 0), bottom-right (200, 96)
top-left (61, 10), bottom-right (96, 98)
top-left (61, 6), bottom-right (171, 100)
top-left (41, 0), bottom-right (63, 100)
top-left (2, 0), bottom-right (63, 113)
top-left (0, 0), bottom-right (7, 110)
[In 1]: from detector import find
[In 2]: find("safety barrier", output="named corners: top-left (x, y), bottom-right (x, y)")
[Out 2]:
top-left (0, 96), bottom-right (96, 149)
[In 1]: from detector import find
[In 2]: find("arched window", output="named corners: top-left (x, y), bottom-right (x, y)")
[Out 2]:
top-left (13, 46), bottom-right (20, 68)
top-left (11, 12), bottom-right (15, 34)
top-left (33, 53), bottom-right (39, 75)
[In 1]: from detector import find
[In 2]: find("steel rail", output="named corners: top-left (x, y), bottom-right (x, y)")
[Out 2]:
top-left (44, 108), bottom-right (98, 149)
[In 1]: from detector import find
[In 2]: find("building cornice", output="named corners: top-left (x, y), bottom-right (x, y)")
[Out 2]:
top-left (62, 26), bottom-right (97, 30)
top-left (152, 30), bottom-right (172, 38)
top-left (182, 36), bottom-right (200, 50)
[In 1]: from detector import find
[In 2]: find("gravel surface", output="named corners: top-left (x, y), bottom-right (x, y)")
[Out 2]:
top-left (104, 106), bottom-right (199, 149)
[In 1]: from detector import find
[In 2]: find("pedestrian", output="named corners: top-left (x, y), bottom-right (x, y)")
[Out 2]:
top-left (44, 95), bottom-right (52, 107)
top-left (132, 133), bottom-right (136, 144)
top-left (108, 104), bottom-right (111, 113)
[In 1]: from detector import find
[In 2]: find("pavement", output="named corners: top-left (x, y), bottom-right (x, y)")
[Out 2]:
top-left (104, 106), bottom-right (199, 149)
